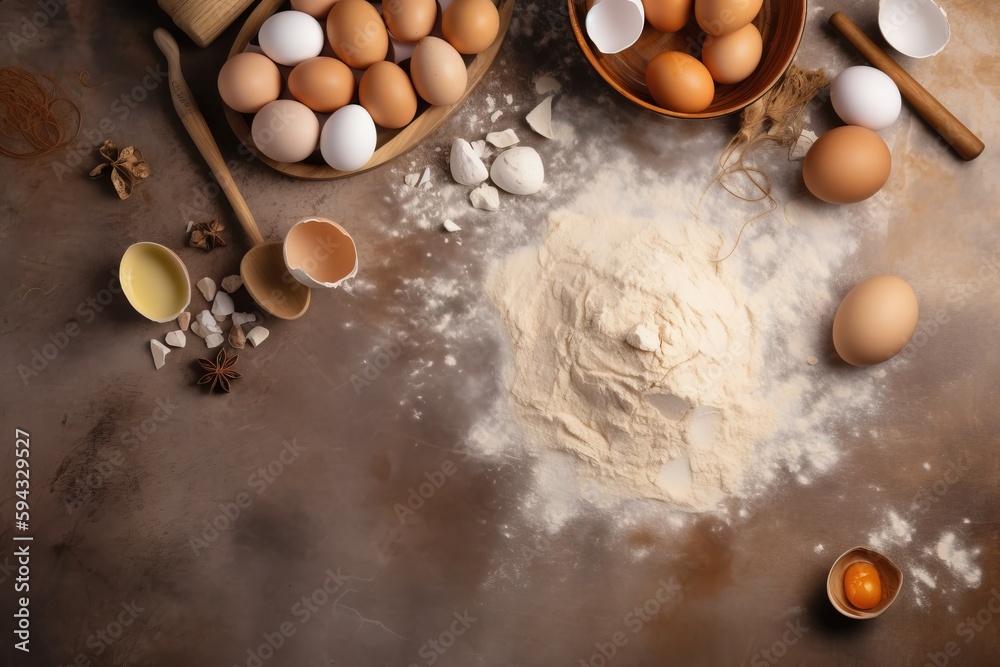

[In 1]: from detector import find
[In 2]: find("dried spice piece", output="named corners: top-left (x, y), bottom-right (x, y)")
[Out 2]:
top-left (189, 219), bottom-right (227, 251)
top-left (197, 348), bottom-right (242, 393)
top-left (89, 140), bottom-right (150, 199)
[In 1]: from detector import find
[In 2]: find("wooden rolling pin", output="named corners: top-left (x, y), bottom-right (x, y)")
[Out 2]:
top-left (830, 12), bottom-right (984, 161)
top-left (158, 0), bottom-right (255, 47)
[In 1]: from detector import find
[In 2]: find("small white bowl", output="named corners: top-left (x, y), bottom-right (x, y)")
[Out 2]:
top-left (283, 217), bottom-right (358, 289)
top-left (879, 0), bottom-right (950, 58)
top-left (827, 546), bottom-right (903, 619)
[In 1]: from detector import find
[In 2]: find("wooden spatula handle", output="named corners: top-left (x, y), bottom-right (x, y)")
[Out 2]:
top-left (153, 27), bottom-right (265, 245)
top-left (830, 12), bottom-right (984, 161)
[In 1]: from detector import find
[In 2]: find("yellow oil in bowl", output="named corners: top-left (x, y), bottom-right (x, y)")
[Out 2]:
top-left (120, 242), bottom-right (191, 322)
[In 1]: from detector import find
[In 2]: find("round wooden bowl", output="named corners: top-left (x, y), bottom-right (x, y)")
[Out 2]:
top-left (224, 0), bottom-right (515, 180)
top-left (567, 0), bottom-right (807, 119)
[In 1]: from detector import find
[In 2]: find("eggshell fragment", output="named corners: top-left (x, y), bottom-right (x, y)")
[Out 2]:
top-left (247, 326), bottom-right (270, 347)
top-left (486, 129), bottom-right (519, 147)
top-left (165, 330), bottom-right (187, 348)
top-left (212, 291), bottom-right (235, 319)
top-left (878, 0), bottom-right (950, 58)
top-left (205, 333), bottom-right (225, 349)
top-left (221, 275), bottom-right (243, 294)
top-left (833, 275), bottom-right (918, 366)
top-left (526, 96), bottom-right (555, 139)
top-left (490, 146), bottom-right (544, 195)
top-left (470, 183), bottom-right (500, 210)
top-left (177, 312), bottom-right (191, 331)
top-left (232, 312), bottom-right (257, 328)
top-left (450, 138), bottom-right (489, 185)
top-left (283, 218), bottom-right (359, 289)
top-left (150, 340), bottom-right (170, 369)
top-left (586, 0), bottom-right (645, 54)
top-left (197, 277), bottom-right (217, 301)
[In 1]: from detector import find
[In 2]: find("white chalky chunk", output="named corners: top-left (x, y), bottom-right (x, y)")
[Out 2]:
top-left (197, 277), bottom-right (217, 301)
top-left (247, 326), bottom-right (270, 347)
top-left (165, 330), bottom-right (186, 348)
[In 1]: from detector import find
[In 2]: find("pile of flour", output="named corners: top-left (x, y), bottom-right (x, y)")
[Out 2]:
top-left (487, 207), bottom-right (773, 509)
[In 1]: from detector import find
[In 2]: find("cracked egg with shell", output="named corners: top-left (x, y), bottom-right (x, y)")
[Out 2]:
top-left (283, 217), bottom-right (358, 289)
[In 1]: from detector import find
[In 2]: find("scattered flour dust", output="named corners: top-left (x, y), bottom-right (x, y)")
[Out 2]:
top-left (476, 159), bottom-right (884, 514)
top-left (933, 532), bottom-right (982, 587)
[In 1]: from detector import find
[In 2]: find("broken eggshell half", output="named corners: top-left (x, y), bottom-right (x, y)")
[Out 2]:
top-left (283, 217), bottom-right (358, 289)
top-left (585, 0), bottom-right (645, 54)
top-left (878, 0), bottom-right (950, 58)
top-left (827, 546), bottom-right (903, 619)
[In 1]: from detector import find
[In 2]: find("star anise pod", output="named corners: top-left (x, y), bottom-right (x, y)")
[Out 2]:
top-left (89, 140), bottom-right (150, 200)
top-left (197, 348), bottom-right (243, 393)
top-left (189, 219), bottom-right (227, 251)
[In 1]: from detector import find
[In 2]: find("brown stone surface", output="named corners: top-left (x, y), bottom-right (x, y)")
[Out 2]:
top-left (1, 1), bottom-right (998, 665)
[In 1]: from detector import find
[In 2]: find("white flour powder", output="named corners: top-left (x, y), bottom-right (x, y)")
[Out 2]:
top-left (487, 208), bottom-right (773, 509)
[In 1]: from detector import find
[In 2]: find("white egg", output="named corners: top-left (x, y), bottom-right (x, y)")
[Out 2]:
top-left (490, 146), bottom-right (544, 195)
top-left (830, 66), bottom-right (902, 131)
top-left (320, 105), bottom-right (377, 171)
top-left (258, 11), bottom-right (324, 66)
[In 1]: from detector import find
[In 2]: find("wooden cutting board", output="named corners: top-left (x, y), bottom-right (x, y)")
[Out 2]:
top-left (159, 0), bottom-right (256, 47)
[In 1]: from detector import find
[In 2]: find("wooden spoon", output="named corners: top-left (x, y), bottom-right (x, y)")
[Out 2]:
top-left (153, 27), bottom-right (310, 320)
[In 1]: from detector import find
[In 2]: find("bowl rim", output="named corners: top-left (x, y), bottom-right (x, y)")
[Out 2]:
top-left (566, 0), bottom-right (809, 119)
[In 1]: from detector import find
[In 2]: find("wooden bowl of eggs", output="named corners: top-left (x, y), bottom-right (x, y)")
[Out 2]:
top-left (568, 0), bottom-right (807, 119)
top-left (220, 0), bottom-right (514, 180)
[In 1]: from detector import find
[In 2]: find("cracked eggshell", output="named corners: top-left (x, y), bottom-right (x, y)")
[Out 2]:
top-left (526, 96), bottom-right (554, 139)
top-left (450, 138), bottom-right (489, 185)
top-left (586, 0), bottom-right (645, 54)
top-left (490, 146), bottom-right (544, 195)
top-left (879, 0), bottom-right (949, 58)
top-left (283, 217), bottom-right (358, 289)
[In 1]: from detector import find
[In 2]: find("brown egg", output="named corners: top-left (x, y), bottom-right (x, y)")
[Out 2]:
top-left (383, 0), bottom-right (437, 43)
top-left (327, 0), bottom-right (388, 69)
top-left (290, 0), bottom-right (340, 20)
top-left (642, 0), bottom-right (693, 33)
top-left (288, 57), bottom-right (355, 113)
top-left (833, 275), bottom-right (919, 366)
top-left (442, 0), bottom-right (501, 55)
top-left (410, 36), bottom-right (468, 106)
top-left (695, 0), bottom-right (762, 36)
top-left (701, 22), bottom-right (762, 84)
top-left (803, 126), bottom-right (892, 204)
top-left (217, 52), bottom-right (282, 114)
top-left (645, 51), bottom-right (714, 113)
top-left (359, 61), bottom-right (418, 128)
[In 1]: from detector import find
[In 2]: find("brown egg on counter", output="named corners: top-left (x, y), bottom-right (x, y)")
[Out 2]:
top-left (642, 0), bottom-right (693, 33)
top-left (410, 36), bottom-right (468, 106)
top-left (803, 126), bottom-right (892, 204)
top-left (327, 0), bottom-right (388, 69)
top-left (288, 57), bottom-right (355, 113)
top-left (217, 52), bottom-right (282, 114)
top-left (290, 0), bottom-right (340, 20)
top-left (701, 23), bottom-right (762, 84)
top-left (646, 51), bottom-right (714, 113)
top-left (442, 0), bottom-right (501, 54)
top-left (833, 275), bottom-right (919, 366)
top-left (695, 0), bottom-right (762, 36)
top-left (383, 0), bottom-right (437, 43)
top-left (359, 61), bottom-right (418, 128)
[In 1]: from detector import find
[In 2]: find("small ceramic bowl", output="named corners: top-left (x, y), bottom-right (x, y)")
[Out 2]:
top-left (567, 0), bottom-right (808, 119)
top-left (119, 242), bottom-right (192, 323)
top-left (827, 546), bottom-right (903, 619)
